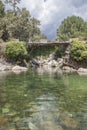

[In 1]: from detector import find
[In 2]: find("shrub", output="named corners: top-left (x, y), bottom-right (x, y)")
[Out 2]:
top-left (81, 51), bottom-right (87, 60)
top-left (5, 41), bottom-right (28, 62)
top-left (71, 39), bottom-right (87, 61)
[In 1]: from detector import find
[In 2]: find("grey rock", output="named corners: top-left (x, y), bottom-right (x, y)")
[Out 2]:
top-left (48, 60), bottom-right (58, 67)
top-left (78, 68), bottom-right (87, 75)
top-left (12, 65), bottom-right (27, 70)
top-left (57, 58), bottom-right (64, 68)
top-left (78, 68), bottom-right (87, 73)
top-left (0, 64), bottom-right (12, 71)
top-left (63, 66), bottom-right (76, 73)
top-left (12, 65), bottom-right (28, 72)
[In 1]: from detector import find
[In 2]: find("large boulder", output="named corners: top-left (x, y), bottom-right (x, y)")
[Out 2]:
top-left (0, 63), bottom-right (12, 71)
top-left (78, 68), bottom-right (87, 75)
top-left (12, 65), bottom-right (28, 72)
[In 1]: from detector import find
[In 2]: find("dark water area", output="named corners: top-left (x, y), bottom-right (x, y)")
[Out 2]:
top-left (0, 70), bottom-right (87, 130)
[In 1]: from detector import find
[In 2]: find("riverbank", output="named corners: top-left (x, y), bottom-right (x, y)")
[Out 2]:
top-left (1, 56), bottom-right (87, 75)
top-left (0, 58), bottom-right (28, 74)
top-left (1, 39), bottom-right (87, 75)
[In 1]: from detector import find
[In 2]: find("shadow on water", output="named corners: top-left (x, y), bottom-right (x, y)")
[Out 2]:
top-left (0, 70), bottom-right (87, 130)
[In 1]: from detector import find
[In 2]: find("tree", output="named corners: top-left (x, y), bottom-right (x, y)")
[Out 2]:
top-left (9, 8), bottom-right (31, 42)
top-left (0, 0), bottom-right (5, 17)
top-left (0, 10), bottom-right (12, 41)
top-left (1, 25), bottom-right (9, 41)
top-left (30, 17), bottom-right (41, 42)
top-left (57, 16), bottom-right (87, 41)
top-left (0, 1), bottom-right (46, 42)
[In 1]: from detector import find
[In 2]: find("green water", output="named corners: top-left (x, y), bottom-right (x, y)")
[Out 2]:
top-left (0, 71), bottom-right (87, 130)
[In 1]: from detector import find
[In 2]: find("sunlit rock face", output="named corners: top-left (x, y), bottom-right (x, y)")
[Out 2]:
top-left (12, 65), bottom-right (28, 72)
top-left (78, 68), bottom-right (87, 74)
top-left (31, 54), bottom-right (64, 73)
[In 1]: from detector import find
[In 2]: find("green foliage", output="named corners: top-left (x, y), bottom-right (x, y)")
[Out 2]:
top-left (57, 16), bottom-right (87, 41)
top-left (10, 8), bottom-right (31, 42)
top-left (28, 45), bottom-right (60, 58)
top-left (0, 1), bottom-right (46, 42)
top-left (1, 27), bottom-right (9, 41)
top-left (5, 41), bottom-right (28, 62)
top-left (28, 45), bottom-right (65, 59)
top-left (71, 39), bottom-right (87, 61)
top-left (0, 0), bottom-right (5, 17)
top-left (54, 46), bottom-right (65, 58)
top-left (81, 51), bottom-right (87, 60)
top-left (28, 46), bottom-right (54, 58)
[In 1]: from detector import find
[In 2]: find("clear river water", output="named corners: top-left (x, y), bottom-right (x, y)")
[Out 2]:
top-left (0, 70), bottom-right (87, 130)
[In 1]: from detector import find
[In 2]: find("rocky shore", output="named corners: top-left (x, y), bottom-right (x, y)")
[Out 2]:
top-left (30, 54), bottom-right (87, 75)
top-left (0, 55), bottom-right (87, 75)
top-left (30, 54), bottom-right (76, 73)
top-left (0, 59), bottom-right (28, 74)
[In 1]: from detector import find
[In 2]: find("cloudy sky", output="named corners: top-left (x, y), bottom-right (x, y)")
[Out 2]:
top-left (20, 0), bottom-right (87, 39)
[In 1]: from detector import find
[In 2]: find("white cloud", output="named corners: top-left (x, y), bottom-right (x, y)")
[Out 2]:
top-left (20, 0), bottom-right (87, 39)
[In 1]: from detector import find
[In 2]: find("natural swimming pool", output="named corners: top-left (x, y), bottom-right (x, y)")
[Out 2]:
top-left (0, 71), bottom-right (87, 130)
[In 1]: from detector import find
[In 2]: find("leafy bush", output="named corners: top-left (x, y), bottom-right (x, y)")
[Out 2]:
top-left (81, 51), bottom-right (87, 60)
top-left (71, 39), bottom-right (87, 61)
top-left (5, 41), bottom-right (28, 62)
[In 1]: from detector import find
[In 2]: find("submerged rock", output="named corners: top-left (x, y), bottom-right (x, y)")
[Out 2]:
top-left (63, 66), bottom-right (76, 73)
top-left (28, 122), bottom-right (38, 130)
top-left (41, 121), bottom-right (63, 130)
top-left (60, 116), bottom-right (79, 129)
top-left (0, 117), bottom-right (8, 126)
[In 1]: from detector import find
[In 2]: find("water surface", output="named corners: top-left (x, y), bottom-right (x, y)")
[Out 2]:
top-left (0, 71), bottom-right (87, 130)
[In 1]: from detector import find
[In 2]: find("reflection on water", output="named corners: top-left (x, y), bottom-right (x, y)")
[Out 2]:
top-left (0, 71), bottom-right (87, 130)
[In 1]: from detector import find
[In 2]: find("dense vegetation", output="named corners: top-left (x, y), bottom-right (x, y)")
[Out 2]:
top-left (0, 1), bottom-right (87, 65)
top-left (71, 39), bottom-right (87, 62)
top-left (27, 45), bottom-right (62, 59)
top-left (0, 0), bottom-right (46, 42)
top-left (5, 41), bottom-right (28, 63)
top-left (0, 0), bottom-right (5, 17)
top-left (57, 16), bottom-right (87, 41)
